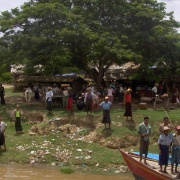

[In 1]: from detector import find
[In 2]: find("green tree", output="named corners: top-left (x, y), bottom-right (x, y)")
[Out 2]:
top-left (0, 0), bottom-right (179, 88)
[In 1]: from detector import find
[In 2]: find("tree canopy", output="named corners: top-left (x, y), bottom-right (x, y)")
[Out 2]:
top-left (0, 0), bottom-right (180, 87)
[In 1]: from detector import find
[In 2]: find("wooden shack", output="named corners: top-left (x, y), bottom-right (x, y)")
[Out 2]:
top-left (13, 74), bottom-right (88, 94)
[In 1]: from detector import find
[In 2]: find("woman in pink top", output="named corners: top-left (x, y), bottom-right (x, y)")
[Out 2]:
top-left (124, 88), bottom-right (132, 121)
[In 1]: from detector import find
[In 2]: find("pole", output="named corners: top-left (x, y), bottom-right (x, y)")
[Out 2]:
top-left (163, 108), bottom-right (173, 126)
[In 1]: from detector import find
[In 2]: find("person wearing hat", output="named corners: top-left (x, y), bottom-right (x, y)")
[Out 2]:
top-left (99, 96), bottom-right (112, 129)
top-left (124, 88), bottom-right (132, 121)
top-left (158, 126), bottom-right (173, 173)
top-left (171, 126), bottom-right (180, 173)
top-left (14, 104), bottom-right (23, 134)
top-left (138, 116), bottom-right (151, 164)
top-left (45, 87), bottom-right (54, 114)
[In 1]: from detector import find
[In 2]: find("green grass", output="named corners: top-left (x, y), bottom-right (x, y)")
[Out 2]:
top-left (60, 167), bottom-right (75, 174)
top-left (5, 86), bottom-right (22, 97)
top-left (1, 85), bottom-right (180, 175)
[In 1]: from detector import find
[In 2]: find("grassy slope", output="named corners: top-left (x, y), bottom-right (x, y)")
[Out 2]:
top-left (1, 86), bottom-right (180, 174)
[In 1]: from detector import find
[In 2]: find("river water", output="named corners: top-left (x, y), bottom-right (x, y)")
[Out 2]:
top-left (0, 164), bottom-right (134, 180)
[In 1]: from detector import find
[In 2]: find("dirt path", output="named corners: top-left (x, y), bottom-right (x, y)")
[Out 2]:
top-left (4, 84), bottom-right (14, 88)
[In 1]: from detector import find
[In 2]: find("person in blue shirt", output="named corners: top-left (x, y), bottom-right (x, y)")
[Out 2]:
top-left (99, 96), bottom-right (112, 129)
top-left (158, 126), bottom-right (173, 173)
top-left (171, 126), bottom-right (180, 173)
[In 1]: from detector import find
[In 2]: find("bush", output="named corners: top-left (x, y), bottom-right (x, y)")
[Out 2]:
top-left (60, 167), bottom-right (74, 174)
top-left (0, 72), bottom-right (12, 83)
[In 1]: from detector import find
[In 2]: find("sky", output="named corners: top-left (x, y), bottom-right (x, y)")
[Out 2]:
top-left (0, 0), bottom-right (179, 22)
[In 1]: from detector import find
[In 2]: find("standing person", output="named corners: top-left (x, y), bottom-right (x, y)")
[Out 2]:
top-left (84, 87), bottom-right (98, 116)
top-left (34, 84), bottom-right (40, 100)
top-left (138, 116), bottom-right (151, 164)
top-left (159, 117), bottom-right (173, 134)
top-left (45, 87), bottom-right (54, 114)
top-left (14, 104), bottom-right (23, 134)
top-left (158, 126), bottom-right (173, 173)
top-left (171, 126), bottom-right (180, 173)
top-left (119, 84), bottom-right (124, 104)
top-left (152, 83), bottom-right (159, 97)
top-left (62, 87), bottom-right (69, 109)
top-left (93, 88), bottom-right (100, 112)
top-left (0, 117), bottom-right (7, 151)
top-left (66, 93), bottom-right (74, 114)
top-left (171, 85), bottom-right (180, 106)
top-left (107, 85), bottom-right (114, 104)
top-left (99, 96), bottom-right (112, 129)
top-left (0, 83), bottom-right (5, 105)
top-left (124, 88), bottom-right (133, 121)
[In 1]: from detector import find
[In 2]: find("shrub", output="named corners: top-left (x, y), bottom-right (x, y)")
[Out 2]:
top-left (60, 167), bottom-right (74, 174)
top-left (0, 72), bottom-right (12, 83)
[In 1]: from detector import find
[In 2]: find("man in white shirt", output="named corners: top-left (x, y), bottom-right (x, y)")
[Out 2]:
top-left (158, 126), bottom-right (173, 173)
top-left (0, 117), bottom-right (7, 151)
top-left (152, 83), bottom-right (159, 97)
top-left (46, 87), bottom-right (54, 114)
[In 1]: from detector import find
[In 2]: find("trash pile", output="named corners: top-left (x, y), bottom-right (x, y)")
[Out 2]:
top-left (14, 127), bottom-right (130, 174)
top-left (59, 124), bottom-right (79, 137)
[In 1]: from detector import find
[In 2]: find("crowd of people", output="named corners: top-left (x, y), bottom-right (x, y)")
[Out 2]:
top-left (1, 80), bottom-right (180, 169)
top-left (138, 116), bottom-right (180, 174)
top-left (151, 82), bottom-right (180, 106)
top-left (0, 82), bottom-right (132, 151)
top-left (20, 81), bottom-right (180, 119)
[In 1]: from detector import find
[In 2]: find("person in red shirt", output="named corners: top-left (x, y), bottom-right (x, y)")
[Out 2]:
top-left (124, 88), bottom-right (132, 121)
top-left (66, 93), bottom-right (73, 114)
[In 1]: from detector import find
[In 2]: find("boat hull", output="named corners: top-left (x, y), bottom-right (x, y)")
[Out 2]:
top-left (119, 149), bottom-right (174, 180)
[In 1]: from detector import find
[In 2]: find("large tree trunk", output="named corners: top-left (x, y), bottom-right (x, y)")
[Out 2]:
top-left (88, 68), bottom-right (105, 90)
top-left (86, 53), bottom-right (114, 89)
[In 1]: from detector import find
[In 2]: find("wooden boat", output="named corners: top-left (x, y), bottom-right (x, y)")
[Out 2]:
top-left (119, 149), bottom-right (180, 180)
